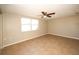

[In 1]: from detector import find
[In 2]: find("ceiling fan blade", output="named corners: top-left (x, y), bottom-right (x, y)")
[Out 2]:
top-left (42, 11), bottom-right (47, 15)
top-left (47, 15), bottom-right (52, 17)
top-left (47, 12), bottom-right (55, 15)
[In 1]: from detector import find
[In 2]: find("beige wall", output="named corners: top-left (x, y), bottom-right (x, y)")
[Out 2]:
top-left (3, 13), bottom-right (47, 47)
top-left (48, 15), bottom-right (79, 39)
top-left (3, 13), bottom-right (79, 48)
top-left (0, 15), bottom-right (2, 49)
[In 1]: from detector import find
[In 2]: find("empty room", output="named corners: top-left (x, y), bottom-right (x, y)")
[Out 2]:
top-left (0, 4), bottom-right (79, 55)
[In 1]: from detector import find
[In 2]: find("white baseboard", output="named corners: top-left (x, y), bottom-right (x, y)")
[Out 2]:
top-left (3, 34), bottom-right (46, 48)
top-left (49, 33), bottom-right (79, 40)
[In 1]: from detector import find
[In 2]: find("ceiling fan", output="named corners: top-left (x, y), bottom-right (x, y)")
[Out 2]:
top-left (41, 11), bottom-right (55, 18)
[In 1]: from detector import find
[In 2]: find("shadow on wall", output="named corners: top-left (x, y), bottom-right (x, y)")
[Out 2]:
top-left (48, 15), bottom-right (79, 39)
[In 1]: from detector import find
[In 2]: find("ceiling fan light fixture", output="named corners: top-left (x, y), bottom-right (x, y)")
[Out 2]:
top-left (43, 15), bottom-right (47, 18)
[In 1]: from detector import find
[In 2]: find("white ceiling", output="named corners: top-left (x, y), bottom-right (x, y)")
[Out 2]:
top-left (0, 4), bottom-right (79, 19)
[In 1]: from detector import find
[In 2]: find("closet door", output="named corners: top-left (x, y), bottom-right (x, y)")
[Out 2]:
top-left (0, 14), bottom-right (2, 54)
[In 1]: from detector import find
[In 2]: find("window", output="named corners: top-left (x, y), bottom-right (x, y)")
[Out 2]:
top-left (21, 17), bottom-right (39, 32)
